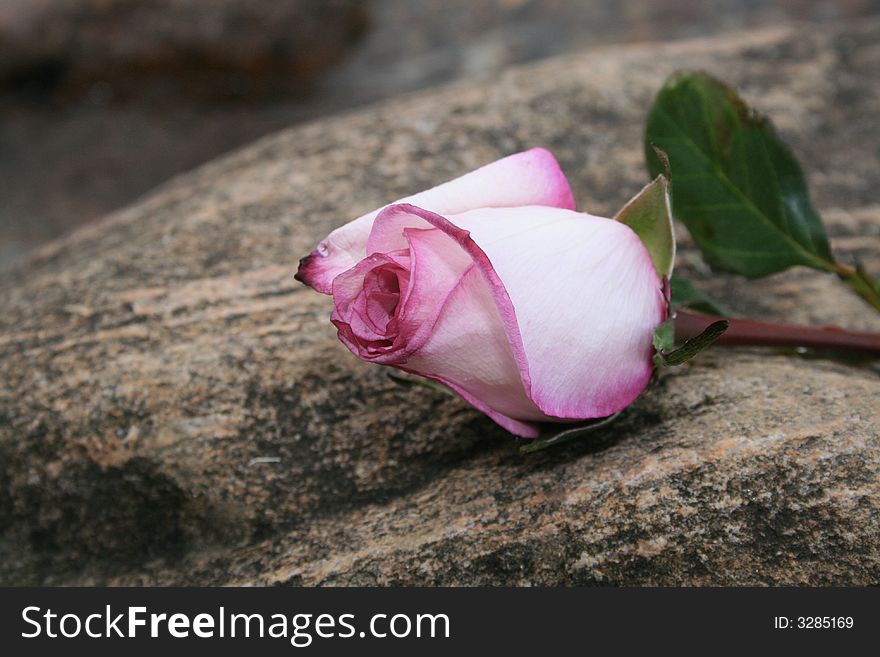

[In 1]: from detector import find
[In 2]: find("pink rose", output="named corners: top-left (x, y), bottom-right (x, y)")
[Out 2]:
top-left (296, 148), bottom-right (666, 437)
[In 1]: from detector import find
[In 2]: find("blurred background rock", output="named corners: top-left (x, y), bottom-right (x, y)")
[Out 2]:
top-left (1, 0), bottom-right (878, 270)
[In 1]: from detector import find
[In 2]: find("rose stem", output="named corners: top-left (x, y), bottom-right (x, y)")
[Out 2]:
top-left (674, 310), bottom-right (880, 356)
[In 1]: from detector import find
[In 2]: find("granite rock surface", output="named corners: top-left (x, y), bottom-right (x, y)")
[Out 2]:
top-left (1, 20), bottom-right (879, 585)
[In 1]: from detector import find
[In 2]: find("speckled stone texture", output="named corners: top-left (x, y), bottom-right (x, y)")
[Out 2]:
top-left (1, 21), bottom-right (879, 585)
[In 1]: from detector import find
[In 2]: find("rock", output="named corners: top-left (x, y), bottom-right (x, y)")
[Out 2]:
top-left (0, 0), bottom-right (367, 100)
top-left (0, 0), bottom-right (369, 271)
top-left (1, 20), bottom-right (879, 585)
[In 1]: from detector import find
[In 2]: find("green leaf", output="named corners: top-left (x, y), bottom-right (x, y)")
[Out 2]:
top-left (657, 319), bottom-right (729, 367)
top-left (670, 278), bottom-right (730, 316)
top-left (645, 71), bottom-right (834, 278)
top-left (614, 174), bottom-right (676, 279)
top-left (520, 412), bottom-right (622, 453)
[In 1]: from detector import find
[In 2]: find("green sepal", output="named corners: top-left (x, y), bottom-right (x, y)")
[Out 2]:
top-left (615, 173), bottom-right (676, 280)
top-left (655, 319), bottom-right (729, 367)
top-left (652, 317), bottom-right (676, 368)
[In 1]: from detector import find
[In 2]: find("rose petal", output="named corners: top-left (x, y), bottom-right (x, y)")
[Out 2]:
top-left (396, 227), bottom-right (472, 345)
top-left (368, 203), bottom-right (665, 422)
top-left (454, 205), bottom-right (667, 418)
top-left (330, 250), bottom-right (409, 358)
top-left (296, 148), bottom-right (575, 293)
top-left (403, 265), bottom-right (553, 438)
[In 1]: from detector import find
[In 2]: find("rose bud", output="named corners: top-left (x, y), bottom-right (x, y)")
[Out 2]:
top-left (296, 149), bottom-right (667, 438)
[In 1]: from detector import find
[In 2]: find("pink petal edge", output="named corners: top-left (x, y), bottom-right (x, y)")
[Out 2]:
top-left (373, 203), bottom-right (665, 425)
top-left (373, 203), bottom-right (536, 405)
top-left (295, 147), bottom-right (575, 294)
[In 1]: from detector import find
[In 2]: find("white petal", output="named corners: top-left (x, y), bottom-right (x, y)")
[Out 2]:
top-left (296, 148), bottom-right (575, 293)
